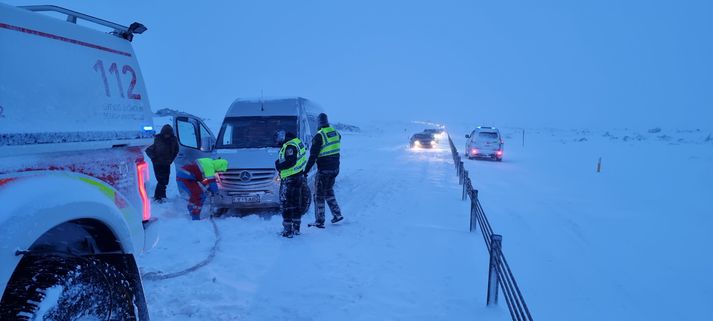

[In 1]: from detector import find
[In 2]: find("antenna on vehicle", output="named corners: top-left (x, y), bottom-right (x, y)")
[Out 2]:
top-left (260, 89), bottom-right (265, 112)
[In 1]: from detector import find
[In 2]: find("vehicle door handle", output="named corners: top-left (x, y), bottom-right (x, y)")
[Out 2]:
top-left (178, 153), bottom-right (185, 157)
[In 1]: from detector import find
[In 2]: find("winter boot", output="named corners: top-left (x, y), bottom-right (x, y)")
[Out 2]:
top-left (191, 214), bottom-right (201, 221)
top-left (293, 222), bottom-right (301, 235)
top-left (331, 215), bottom-right (344, 224)
top-left (281, 222), bottom-right (294, 238)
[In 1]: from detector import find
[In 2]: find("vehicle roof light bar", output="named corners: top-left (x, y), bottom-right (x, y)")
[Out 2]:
top-left (18, 5), bottom-right (147, 41)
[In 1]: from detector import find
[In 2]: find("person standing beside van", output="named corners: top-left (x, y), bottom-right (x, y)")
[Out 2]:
top-left (274, 130), bottom-right (307, 238)
top-left (176, 158), bottom-right (228, 220)
top-left (304, 113), bottom-right (343, 228)
top-left (145, 124), bottom-right (179, 203)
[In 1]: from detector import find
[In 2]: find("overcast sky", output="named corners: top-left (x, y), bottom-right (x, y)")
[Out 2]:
top-left (6, 0), bottom-right (713, 129)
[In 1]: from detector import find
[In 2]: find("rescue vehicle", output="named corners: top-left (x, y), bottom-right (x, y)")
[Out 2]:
top-left (0, 4), bottom-right (155, 320)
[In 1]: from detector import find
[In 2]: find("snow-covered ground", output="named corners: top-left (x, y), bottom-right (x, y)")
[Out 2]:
top-left (449, 124), bottom-right (713, 321)
top-left (138, 122), bottom-right (506, 321)
top-left (138, 122), bottom-right (713, 321)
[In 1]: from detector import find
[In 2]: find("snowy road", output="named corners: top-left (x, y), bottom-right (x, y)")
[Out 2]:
top-left (450, 125), bottom-right (713, 321)
top-left (138, 124), bottom-right (506, 321)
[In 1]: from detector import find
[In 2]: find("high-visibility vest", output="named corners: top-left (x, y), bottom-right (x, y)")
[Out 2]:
top-left (197, 158), bottom-right (228, 179)
top-left (318, 126), bottom-right (341, 157)
top-left (278, 138), bottom-right (307, 179)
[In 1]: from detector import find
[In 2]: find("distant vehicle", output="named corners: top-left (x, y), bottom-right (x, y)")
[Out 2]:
top-left (171, 97), bottom-right (323, 213)
top-left (465, 126), bottom-right (504, 161)
top-left (0, 4), bottom-right (154, 320)
top-left (410, 132), bottom-right (437, 149)
top-left (423, 128), bottom-right (446, 141)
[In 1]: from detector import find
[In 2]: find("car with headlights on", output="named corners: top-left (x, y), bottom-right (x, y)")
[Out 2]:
top-left (423, 128), bottom-right (446, 141)
top-left (465, 126), bottom-right (504, 161)
top-left (410, 132), bottom-right (437, 149)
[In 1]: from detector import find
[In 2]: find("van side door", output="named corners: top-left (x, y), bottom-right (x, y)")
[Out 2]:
top-left (173, 114), bottom-right (216, 173)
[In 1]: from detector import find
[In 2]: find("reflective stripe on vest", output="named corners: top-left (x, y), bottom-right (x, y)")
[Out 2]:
top-left (197, 158), bottom-right (216, 179)
top-left (318, 126), bottom-right (341, 157)
top-left (278, 138), bottom-right (307, 179)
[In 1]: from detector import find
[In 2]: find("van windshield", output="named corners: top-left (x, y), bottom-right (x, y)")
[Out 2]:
top-left (217, 116), bottom-right (298, 148)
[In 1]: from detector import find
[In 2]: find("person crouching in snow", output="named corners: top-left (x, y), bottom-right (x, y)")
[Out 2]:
top-left (176, 158), bottom-right (228, 220)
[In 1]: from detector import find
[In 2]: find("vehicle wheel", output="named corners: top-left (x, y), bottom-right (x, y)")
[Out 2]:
top-left (300, 183), bottom-right (312, 216)
top-left (496, 157), bottom-right (503, 162)
top-left (212, 207), bottom-right (229, 217)
top-left (0, 254), bottom-right (144, 321)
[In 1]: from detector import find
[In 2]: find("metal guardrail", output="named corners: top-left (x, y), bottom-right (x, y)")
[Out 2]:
top-left (447, 135), bottom-right (534, 321)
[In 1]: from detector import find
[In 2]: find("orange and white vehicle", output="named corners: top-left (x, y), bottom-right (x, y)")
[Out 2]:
top-left (0, 4), bottom-right (155, 320)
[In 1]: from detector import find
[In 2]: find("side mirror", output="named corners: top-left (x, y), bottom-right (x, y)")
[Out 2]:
top-left (200, 136), bottom-right (214, 152)
top-left (465, 134), bottom-right (470, 138)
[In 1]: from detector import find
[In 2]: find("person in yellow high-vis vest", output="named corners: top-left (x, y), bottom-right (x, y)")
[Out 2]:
top-left (274, 130), bottom-right (307, 238)
top-left (304, 113), bottom-right (343, 228)
top-left (176, 157), bottom-right (229, 220)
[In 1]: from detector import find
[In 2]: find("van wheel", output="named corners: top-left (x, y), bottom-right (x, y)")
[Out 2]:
top-left (212, 207), bottom-right (229, 217)
top-left (300, 184), bottom-right (312, 216)
top-left (0, 254), bottom-right (143, 321)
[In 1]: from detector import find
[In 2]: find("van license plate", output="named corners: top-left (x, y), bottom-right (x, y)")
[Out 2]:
top-left (234, 195), bottom-right (260, 203)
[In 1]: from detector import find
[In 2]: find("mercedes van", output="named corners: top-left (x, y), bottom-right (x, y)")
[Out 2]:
top-left (172, 97), bottom-right (323, 213)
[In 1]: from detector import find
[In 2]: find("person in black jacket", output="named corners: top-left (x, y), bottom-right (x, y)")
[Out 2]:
top-left (304, 113), bottom-right (343, 228)
top-left (145, 124), bottom-right (179, 203)
top-left (274, 130), bottom-right (307, 238)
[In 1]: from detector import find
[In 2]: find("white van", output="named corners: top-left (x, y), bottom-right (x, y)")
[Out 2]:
top-left (171, 98), bottom-right (323, 213)
top-left (0, 4), bottom-right (154, 320)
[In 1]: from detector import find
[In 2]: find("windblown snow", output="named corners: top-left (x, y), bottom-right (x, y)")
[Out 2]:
top-left (137, 122), bottom-right (713, 321)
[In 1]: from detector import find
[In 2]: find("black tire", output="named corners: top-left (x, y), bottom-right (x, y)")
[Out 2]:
top-left (300, 183), bottom-right (312, 216)
top-left (496, 157), bottom-right (503, 162)
top-left (0, 254), bottom-right (143, 321)
top-left (212, 207), bottom-right (229, 217)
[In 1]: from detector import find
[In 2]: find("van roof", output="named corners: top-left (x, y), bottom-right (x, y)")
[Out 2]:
top-left (226, 97), bottom-right (309, 117)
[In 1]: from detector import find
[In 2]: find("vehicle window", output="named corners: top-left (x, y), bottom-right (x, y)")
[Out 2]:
top-left (217, 116), bottom-right (298, 148)
top-left (307, 114), bottom-right (318, 135)
top-left (177, 118), bottom-right (198, 148)
top-left (200, 123), bottom-right (211, 144)
top-left (221, 124), bottom-right (233, 146)
top-left (199, 123), bottom-right (213, 151)
top-left (478, 132), bottom-right (499, 139)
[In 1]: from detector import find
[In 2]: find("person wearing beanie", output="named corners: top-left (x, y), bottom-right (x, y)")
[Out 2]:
top-left (275, 130), bottom-right (308, 237)
top-left (145, 124), bottom-right (179, 202)
top-left (304, 113), bottom-right (343, 228)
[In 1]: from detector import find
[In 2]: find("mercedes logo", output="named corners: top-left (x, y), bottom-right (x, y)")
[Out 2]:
top-left (239, 171), bottom-right (252, 182)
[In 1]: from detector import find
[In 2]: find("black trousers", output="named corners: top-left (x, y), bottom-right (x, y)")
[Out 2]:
top-left (314, 169), bottom-right (342, 224)
top-left (153, 164), bottom-right (171, 200)
top-left (280, 175), bottom-right (305, 231)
